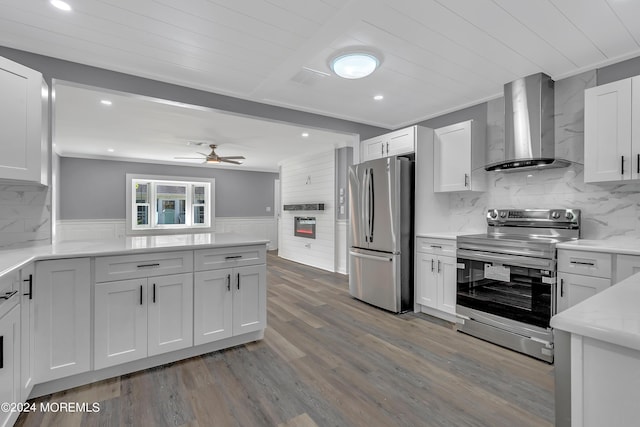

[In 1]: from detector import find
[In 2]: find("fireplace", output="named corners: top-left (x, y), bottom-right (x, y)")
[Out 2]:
top-left (294, 217), bottom-right (316, 239)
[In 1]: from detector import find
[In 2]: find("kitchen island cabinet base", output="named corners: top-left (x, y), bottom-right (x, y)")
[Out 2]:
top-left (29, 329), bottom-right (263, 399)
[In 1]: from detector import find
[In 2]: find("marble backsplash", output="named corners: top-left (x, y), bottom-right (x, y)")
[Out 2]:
top-left (447, 70), bottom-right (640, 240)
top-left (0, 184), bottom-right (51, 249)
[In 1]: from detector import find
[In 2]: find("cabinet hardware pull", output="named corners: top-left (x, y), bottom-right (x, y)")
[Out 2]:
top-left (23, 274), bottom-right (33, 300)
top-left (227, 274), bottom-right (231, 291)
top-left (137, 263), bottom-right (160, 268)
top-left (237, 273), bottom-right (240, 290)
top-left (381, 144), bottom-right (384, 156)
top-left (437, 260), bottom-right (441, 273)
top-left (225, 255), bottom-right (242, 260)
top-left (0, 336), bottom-right (3, 369)
top-left (139, 285), bottom-right (143, 305)
top-left (622, 155), bottom-right (625, 175)
top-left (0, 290), bottom-right (17, 300)
top-left (153, 283), bottom-right (156, 303)
top-left (430, 245), bottom-right (442, 249)
top-left (637, 154), bottom-right (639, 174)
top-left (386, 142), bottom-right (389, 154)
top-left (570, 261), bottom-right (595, 266)
top-left (431, 259), bottom-right (434, 272)
top-left (560, 278), bottom-right (564, 297)
top-left (464, 173), bottom-right (469, 187)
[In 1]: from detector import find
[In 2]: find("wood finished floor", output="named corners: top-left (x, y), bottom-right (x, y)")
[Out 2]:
top-left (16, 252), bottom-right (554, 427)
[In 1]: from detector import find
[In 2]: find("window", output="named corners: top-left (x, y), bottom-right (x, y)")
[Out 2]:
top-left (126, 174), bottom-right (215, 235)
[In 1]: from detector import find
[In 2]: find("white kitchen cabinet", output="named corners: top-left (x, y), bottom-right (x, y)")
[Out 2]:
top-left (0, 304), bottom-right (20, 427)
top-left (615, 254), bottom-right (640, 284)
top-left (0, 55), bottom-right (48, 185)
top-left (434, 120), bottom-right (485, 192)
top-left (415, 237), bottom-right (457, 320)
top-left (584, 76), bottom-right (640, 183)
top-left (232, 264), bottom-right (266, 335)
top-left (19, 264), bottom-right (35, 401)
top-left (556, 272), bottom-right (611, 313)
top-left (360, 126), bottom-right (417, 162)
top-left (94, 273), bottom-right (193, 370)
top-left (34, 258), bottom-right (91, 382)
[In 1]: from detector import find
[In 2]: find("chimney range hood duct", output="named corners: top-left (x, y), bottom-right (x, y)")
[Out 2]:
top-left (485, 72), bottom-right (570, 172)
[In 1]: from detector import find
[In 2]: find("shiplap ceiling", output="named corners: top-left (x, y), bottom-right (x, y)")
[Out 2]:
top-left (2, 0), bottom-right (640, 132)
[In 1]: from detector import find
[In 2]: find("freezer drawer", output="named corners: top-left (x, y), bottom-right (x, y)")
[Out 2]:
top-left (349, 249), bottom-right (401, 313)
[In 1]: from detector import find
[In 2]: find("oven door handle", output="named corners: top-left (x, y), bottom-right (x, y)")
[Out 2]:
top-left (456, 249), bottom-right (554, 270)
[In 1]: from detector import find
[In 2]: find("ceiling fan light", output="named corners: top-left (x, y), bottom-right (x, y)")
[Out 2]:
top-left (330, 53), bottom-right (379, 79)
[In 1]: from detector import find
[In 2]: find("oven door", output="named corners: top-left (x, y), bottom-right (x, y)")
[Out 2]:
top-left (456, 249), bottom-right (556, 329)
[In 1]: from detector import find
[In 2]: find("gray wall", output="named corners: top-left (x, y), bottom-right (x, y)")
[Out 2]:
top-left (597, 55), bottom-right (640, 85)
top-left (416, 103), bottom-right (488, 147)
top-left (59, 157), bottom-right (277, 219)
top-left (0, 46), bottom-right (390, 140)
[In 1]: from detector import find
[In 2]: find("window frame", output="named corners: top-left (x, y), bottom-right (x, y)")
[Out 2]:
top-left (126, 173), bottom-right (215, 235)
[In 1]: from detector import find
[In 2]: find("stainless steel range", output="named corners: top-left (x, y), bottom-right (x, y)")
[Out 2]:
top-left (456, 208), bottom-right (581, 363)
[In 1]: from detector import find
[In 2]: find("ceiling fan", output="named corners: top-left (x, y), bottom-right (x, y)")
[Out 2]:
top-left (175, 144), bottom-right (245, 165)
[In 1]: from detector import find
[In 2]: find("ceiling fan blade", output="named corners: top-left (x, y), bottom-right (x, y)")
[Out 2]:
top-left (220, 159), bottom-right (242, 165)
top-left (174, 157), bottom-right (205, 159)
top-left (220, 156), bottom-right (245, 160)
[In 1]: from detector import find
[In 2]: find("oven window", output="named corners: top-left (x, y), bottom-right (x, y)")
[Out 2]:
top-left (456, 258), bottom-right (552, 328)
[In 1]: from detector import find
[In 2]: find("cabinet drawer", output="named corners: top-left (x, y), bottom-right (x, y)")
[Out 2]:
top-left (558, 250), bottom-right (612, 278)
top-left (95, 251), bottom-right (193, 282)
top-left (416, 237), bottom-right (456, 256)
top-left (195, 245), bottom-right (266, 271)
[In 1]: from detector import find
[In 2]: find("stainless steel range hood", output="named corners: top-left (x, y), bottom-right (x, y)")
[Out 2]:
top-left (485, 72), bottom-right (570, 172)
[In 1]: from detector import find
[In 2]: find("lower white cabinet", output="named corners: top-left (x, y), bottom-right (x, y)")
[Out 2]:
top-left (194, 264), bottom-right (266, 345)
top-left (415, 237), bottom-right (457, 319)
top-left (19, 264), bottom-right (35, 401)
top-left (615, 254), bottom-right (640, 283)
top-left (94, 273), bottom-right (193, 370)
top-left (556, 272), bottom-right (611, 313)
top-left (34, 258), bottom-right (91, 382)
top-left (0, 304), bottom-right (20, 427)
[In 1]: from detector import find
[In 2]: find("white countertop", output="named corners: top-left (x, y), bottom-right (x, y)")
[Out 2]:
top-left (416, 231), bottom-right (481, 240)
top-left (557, 236), bottom-right (640, 256)
top-left (551, 272), bottom-right (640, 352)
top-left (0, 232), bottom-right (269, 278)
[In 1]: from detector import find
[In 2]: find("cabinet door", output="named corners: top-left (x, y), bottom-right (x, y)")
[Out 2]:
top-left (233, 265), bottom-right (266, 335)
top-left (584, 78), bottom-right (632, 183)
top-left (557, 272), bottom-right (611, 313)
top-left (361, 137), bottom-right (384, 162)
top-left (386, 127), bottom-right (415, 157)
top-left (0, 56), bottom-right (47, 185)
top-left (0, 305), bottom-right (20, 427)
top-left (35, 258), bottom-right (91, 382)
top-left (434, 121), bottom-right (472, 192)
top-left (194, 269), bottom-right (233, 345)
top-left (416, 253), bottom-right (437, 308)
top-left (20, 264), bottom-right (35, 400)
top-left (632, 76), bottom-right (640, 180)
top-left (147, 273), bottom-right (193, 356)
top-left (94, 278), bottom-right (148, 370)
top-left (438, 256), bottom-right (457, 315)
top-left (615, 254), bottom-right (640, 284)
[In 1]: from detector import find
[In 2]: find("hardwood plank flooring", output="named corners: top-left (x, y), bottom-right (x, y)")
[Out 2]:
top-left (16, 252), bottom-right (554, 427)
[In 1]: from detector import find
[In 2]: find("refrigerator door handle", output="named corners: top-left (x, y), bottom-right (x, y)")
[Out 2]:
top-left (349, 251), bottom-right (392, 262)
top-left (368, 168), bottom-right (375, 242)
top-left (362, 169), bottom-right (370, 242)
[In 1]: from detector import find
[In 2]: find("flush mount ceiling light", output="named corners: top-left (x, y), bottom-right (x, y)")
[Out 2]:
top-left (50, 0), bottom-right (72, 11)
top-left (330, 52), bottom-right (380, 79)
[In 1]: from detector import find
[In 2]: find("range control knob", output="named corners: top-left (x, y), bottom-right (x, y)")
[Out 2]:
top-left (551, 211), bottom-right (560, 219)
top-left (489, 210), bottom-right (498, 219)
top-left (499, 211), bottom-right (507, 218)
top-left (565, 211), bottom-right (574, 220)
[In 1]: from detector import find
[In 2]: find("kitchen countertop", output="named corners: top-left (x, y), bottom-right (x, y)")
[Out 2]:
top-left (557, 236), bottom-right (640, 256)
top-left (416, 231), bottom-right (482, 240)
top-left (550, 272), bottom-right (640, 352)
top-left (0, 232), bottom-right (269, 278)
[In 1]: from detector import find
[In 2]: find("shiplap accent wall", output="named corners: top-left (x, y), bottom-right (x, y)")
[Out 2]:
top-left (279, 150), bottom-right (335, 272)
top-left (0, 183), bottom-right (51, 249)
top-left (56, 217), bottom-right (277, 250)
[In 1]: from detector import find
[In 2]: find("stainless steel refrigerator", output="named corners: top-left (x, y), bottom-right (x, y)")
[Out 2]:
top-left (348, 156), bottom-right (414, 313)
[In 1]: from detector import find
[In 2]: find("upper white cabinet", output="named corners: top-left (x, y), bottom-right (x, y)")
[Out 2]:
top-left (0, 56), bottom-right (48, 186)
top-left (360, 126), bottom-right (417, 162)
top-left (584, 76), bottom-right (640, 183)
top-left (434, 120), bottom-right (485, 192)
top-left (34, 258), bottom-right (91, 383)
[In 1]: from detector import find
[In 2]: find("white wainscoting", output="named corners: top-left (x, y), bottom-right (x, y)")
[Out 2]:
top-left (57, 217), bottom-right (277, 250)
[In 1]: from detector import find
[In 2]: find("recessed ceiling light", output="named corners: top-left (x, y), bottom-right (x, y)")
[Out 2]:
top-left (107, 148), bottom-right (115, 153)
top-left (373, 95), bottom-right (384, 101)
top-left (100, 99), bottom-right (112, 106)
top-left (50, 0), bottom-right (72, 11)
top-left (330, 53), bottom-right (379, 79)
top-left (301, 132), bottom-right (309, 138)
